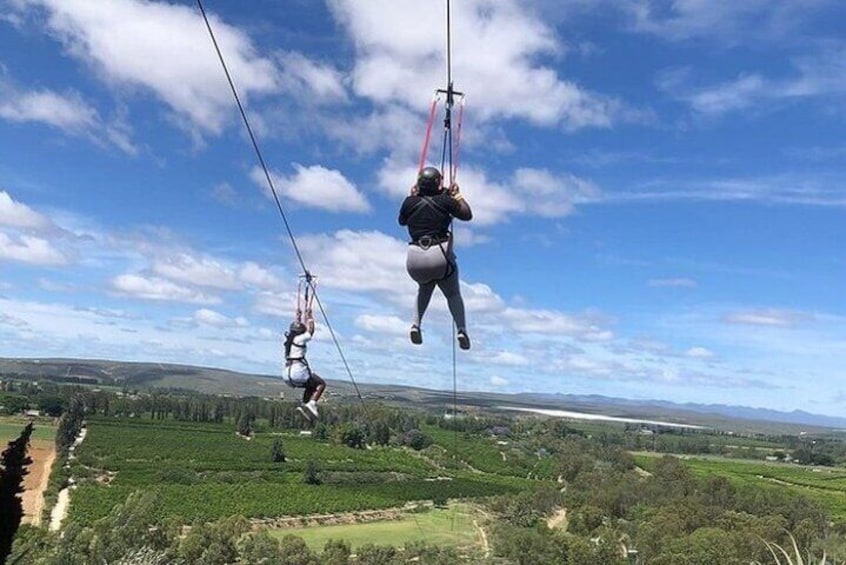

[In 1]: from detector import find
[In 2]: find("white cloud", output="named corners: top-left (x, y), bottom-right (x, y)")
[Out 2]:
top-left (239, 262), bottom-right (282, 290)
top-left (723, 308), bottom-right (811, 328)
top-left (0, 78), bottom-right (136, 154)
top-left (0, 87), bottom-right (97, 130)
top-left (602, 172), bottom-right (846, 207)
top-left (440, 168), bottom-right (520, 226)
top-left (513, 167), bottom-right (600, 217)
top-left (15, 0), bottom-right (278, 134)
top-left (324, 105), bottom-right (423, 159)
top-left (0, 313), bottom-right (29, 327)
top-left (328, 0), bottom-right (626, 129)
top-left (152, 253), bottom-right (241, 291)
top-left (658, 44), bottom-right (846, 118)
top-left (685, 74), bottom-right (767, 116)
top-left (501, 307), bottom-right (614, 342)
top-left (253, 290), bottom-right (298, 318)
top-left (685, 346), bottom-right (714, 359)
top-left (296, 230), bottom-right (411, 295)
top-left (194, 308), bottom-right (248, 329)
top-left (0, 73), bottom-right (136, 154)
top-left (648, 277), bottom-right (698, 288)
top-left (253, 164), bottom-right (370, 213)
top-left (354, 314), bottom-right (408, 336)
top-left (211, 182), bottom-right (240, 206)
top-left (0, 232), bottom-right (67, 265)
top-left (378, 163), bottom-right (597, 226)
top-left (626, 1), bottom-right (829, 44)
top-left (551, 354), bottom-right (616, 377)
top-left (461, 282), bottom-right (507, 315)
top-left (110, 273), bottom-right (220, 304)
top-left (490, 375), bottom-right (509, 387)
top-left (278, 52), bottom-right (347, 102)
top-left (657, 67), bottom-right (780, 118)
top-left (0, 296), bottom-right (282, 373)
top-left (0, 191), bottom-right (52, 230)
top-left (489, 351), bottom-right (529, 366)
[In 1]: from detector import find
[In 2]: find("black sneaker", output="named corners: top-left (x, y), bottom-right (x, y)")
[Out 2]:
top-left (410, 325), bottom-right (422, 345)
top-left (457, 330), bottom-right (470, 350)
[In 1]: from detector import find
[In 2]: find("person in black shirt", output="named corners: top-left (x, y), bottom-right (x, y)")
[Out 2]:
top-left (398, 166), bottom-right (473, 349)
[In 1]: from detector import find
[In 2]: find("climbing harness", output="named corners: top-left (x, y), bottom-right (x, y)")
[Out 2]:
top-left (283, 273), bottom-right (318, 387)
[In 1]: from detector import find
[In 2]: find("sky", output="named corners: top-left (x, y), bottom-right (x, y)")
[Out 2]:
top-left (1, 0), bottom-right (844, 416)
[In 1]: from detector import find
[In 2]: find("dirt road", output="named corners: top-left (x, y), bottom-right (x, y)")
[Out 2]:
top-left (21, 441), bottom-right (56, 526)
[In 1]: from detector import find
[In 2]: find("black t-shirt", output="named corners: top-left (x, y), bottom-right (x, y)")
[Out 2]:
top-left (398, 193), bottom-right (464, 241)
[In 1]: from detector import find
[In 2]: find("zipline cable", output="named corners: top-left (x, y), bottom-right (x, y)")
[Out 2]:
top-left (444, 0), bottom-right (459, 436)
top-left (196, 0), bottom-right (304, 273)
top-left (441, 0), bottom-right (464, 532)
top-left (196, 0), bottom-right (369, 419)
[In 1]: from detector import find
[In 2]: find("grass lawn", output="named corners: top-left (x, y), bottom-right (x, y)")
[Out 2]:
top-left (0, 417), bottom-right (57, 443)
top-left (272, 504), bottom-right (483, 552)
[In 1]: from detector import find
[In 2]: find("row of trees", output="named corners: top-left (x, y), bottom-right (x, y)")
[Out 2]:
top-left (483, 429), bottom-right (843, 564)
top-left (521, 417), bottom-right (846, 466)
top-left (6, 376), bottom-right (846, 465)
top-left (0, 422), bottom-right (33, 565)
top-left (10, 492), bottom-right (465, 564)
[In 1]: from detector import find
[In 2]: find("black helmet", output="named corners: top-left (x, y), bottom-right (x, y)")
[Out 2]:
top-left (417, 166), bottom-right (443, 196)
top-left (289, 321), bottom-right (306, 335)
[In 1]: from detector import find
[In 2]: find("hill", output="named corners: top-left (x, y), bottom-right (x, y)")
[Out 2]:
top-left (1, 356), bottom-right (841, 433)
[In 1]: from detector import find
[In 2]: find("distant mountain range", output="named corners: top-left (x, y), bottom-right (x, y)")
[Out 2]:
top-left (509, 392), bottom-right (846, 431)
top-left (2, 357), bottom-right (844, 432)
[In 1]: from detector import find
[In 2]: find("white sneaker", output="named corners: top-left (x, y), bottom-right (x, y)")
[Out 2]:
top-left (305, 400), bottom-right (319, 419)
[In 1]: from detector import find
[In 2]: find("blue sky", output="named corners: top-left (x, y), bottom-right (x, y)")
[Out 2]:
top-left (1, 0), bottom-right (845, 416)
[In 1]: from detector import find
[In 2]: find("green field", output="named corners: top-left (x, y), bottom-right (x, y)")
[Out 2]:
top-left (634, 452), bottom-right (846, 520)
top-left (67, 416), bottom-right (536, 525)
top-left (0, 417), bottom-right (57, 443)
top-left (276, 504), bottom-right (483, 552)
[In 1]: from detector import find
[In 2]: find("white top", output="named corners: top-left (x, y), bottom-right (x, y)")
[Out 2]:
top-left (287, 332), bottom-right (312, 362)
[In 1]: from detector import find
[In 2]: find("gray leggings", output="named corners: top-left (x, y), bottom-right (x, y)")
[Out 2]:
top-left (406, 241), bottom-right (466, 331)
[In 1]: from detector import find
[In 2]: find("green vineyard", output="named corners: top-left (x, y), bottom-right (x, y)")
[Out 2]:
top-left (67, 416), bottom-right (536, 524)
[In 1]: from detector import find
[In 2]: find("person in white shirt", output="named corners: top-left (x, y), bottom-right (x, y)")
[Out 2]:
top-left (283, 309), bottom-right (325, 420)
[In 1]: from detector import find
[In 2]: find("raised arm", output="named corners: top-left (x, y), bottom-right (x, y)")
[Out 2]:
top-left (449, 183), bottom-right (472, 221)
top-left (304, 309), bottom-right (315, 335)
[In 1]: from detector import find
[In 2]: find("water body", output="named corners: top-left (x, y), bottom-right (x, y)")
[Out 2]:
top-left (499, 406), bottom-right (705, 429)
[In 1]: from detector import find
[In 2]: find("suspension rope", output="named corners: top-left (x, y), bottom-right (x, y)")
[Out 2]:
top-left (196, 0), bottom-right (369, 419)
top-left (442, 0), bottom-right (463, 513)
top-left (418, 94), bottom-right (441, 173)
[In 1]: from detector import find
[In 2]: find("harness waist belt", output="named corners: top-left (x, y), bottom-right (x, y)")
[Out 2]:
top-left (409, 234), bottom-right (450, 246)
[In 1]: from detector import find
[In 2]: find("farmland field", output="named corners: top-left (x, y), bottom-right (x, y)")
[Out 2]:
top-left (634, 452), bottom-right (846, 520)
top-left (67, 416), bottom-right (539, 525)
top-left (276, 503), bottom-right (484, 552)
top-left (0, 416), bottom-right (57, 442)
top-left (1, 417), bottom-right (59, 526)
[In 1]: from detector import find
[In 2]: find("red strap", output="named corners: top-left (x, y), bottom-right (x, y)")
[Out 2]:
top-left (418, 93), bottom-right (441, 173)
top-left (449, 95), bottom-right (465, 185)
